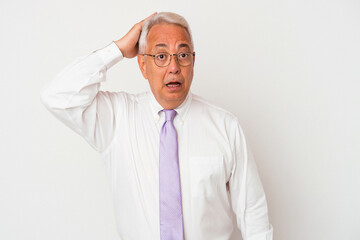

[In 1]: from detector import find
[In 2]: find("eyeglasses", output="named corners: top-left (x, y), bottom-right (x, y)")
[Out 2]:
top-left (142, 52), bottom-right (195, 67)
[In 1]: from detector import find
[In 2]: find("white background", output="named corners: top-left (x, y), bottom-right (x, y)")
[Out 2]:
top-left (1, 0), bottom-right (359, 239)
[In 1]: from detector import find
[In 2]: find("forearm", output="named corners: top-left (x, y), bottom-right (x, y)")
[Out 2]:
top-left (40, 42), bottom-right (123, 151)
top-left (40, 42), bottom-right (122, 111)
top-left (230, 122), bottom-right (273, 240)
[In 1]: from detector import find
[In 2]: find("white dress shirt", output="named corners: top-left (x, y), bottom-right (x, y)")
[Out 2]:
top-left (41, 42), bottom-right (273, 240)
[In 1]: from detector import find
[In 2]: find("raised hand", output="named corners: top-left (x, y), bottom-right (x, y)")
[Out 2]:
top-left (114, 13), bottom-right (157, 58)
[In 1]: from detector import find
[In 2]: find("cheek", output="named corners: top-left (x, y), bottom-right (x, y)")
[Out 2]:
top-left (157, 70), bottom-right (168, 83)
top-left (185, 69), bottom-right (194, 85)
top-left (147, 70), bottom-right (166, 90)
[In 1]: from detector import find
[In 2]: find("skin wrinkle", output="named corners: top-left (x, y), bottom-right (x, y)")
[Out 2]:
top-left (137, 23), bottom-right (195, 110)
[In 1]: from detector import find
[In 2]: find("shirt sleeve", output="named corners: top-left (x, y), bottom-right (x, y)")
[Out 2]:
top-left (40, 42), bottom-right (125, 152)
top-left (229, 121), bottom-right (273, 240)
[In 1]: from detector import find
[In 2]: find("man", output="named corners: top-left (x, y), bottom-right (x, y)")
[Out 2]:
top-left (41, 12), bottom-right (273, 240)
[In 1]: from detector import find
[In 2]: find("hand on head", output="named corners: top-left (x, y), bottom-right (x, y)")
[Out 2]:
top-left (114, 12), bottom-right (157, 58)
top-left (115, 12), bottom-right (195, 110)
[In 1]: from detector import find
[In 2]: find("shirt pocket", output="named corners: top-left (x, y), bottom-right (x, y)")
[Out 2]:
top-left (189, 156), bottom-right (222, 199)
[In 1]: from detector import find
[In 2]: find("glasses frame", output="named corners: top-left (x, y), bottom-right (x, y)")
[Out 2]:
top-left (142, 52), bottom-right (196, 67)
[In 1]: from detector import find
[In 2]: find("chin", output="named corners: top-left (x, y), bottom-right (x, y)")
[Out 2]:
top-left (160, 95), bottom-right (185, 108)
top-left (166, 93), bottom-right (186, 102)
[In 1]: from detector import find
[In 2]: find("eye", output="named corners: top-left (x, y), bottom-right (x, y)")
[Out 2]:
top-left (178, 52), bottom-right (189, 59)
top-left (156, 53), bottom-right (168, 61)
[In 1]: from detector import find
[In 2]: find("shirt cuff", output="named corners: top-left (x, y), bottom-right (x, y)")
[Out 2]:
top-left (94, 41), bottom-right (124, 69)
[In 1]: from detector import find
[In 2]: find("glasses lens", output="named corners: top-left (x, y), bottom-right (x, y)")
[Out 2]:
top-left (177, 52), bottom-right (192, 66)
top-left (153, 52), bottom-right (193, 67)
top-left (154, 53), bottom-right (170, 67)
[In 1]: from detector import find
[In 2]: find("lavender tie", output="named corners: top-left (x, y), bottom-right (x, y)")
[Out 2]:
top-left (159, 109), bottom-right (184, 240)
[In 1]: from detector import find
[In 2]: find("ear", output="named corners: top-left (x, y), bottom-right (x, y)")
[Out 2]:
top-left (137, 55), bottom-right (148, 79)
top-left (192, 52), bottom-right (196, 67)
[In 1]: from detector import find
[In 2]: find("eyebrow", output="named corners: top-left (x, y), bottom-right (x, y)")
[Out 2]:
top-left (154, 43), bottom-right (168, 48)
top-left (178, 43), bottom-right (191, 50)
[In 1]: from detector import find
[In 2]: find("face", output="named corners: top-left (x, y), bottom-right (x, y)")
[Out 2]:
top-left (137, 23), bottom-right (195, 109)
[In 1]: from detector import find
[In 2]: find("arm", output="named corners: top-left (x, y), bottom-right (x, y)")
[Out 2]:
top-left (229, 122), bottom-right (273, 240)
top-left (40, 13), bottom-right (156, 152)
top-left (40, 42), bottom-right (122, 152)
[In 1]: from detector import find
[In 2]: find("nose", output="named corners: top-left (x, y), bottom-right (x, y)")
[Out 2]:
top-left (168, 54), bottom-right (181, 74)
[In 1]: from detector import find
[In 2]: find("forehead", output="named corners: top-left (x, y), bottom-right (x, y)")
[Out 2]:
top-left (146, 23), bottom-right (192, 51)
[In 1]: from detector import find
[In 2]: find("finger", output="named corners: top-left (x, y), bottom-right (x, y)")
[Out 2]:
top-left (139, 12), bottom-right (157, 25)
top-left (144, 12), bottom-right (157, 21)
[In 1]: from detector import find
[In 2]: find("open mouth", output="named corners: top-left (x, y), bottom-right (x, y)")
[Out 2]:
top-left (166, 82), bottom-right (182, 88)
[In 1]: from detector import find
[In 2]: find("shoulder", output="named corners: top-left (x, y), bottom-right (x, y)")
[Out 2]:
top-left (98, 91), bottom-right (147, 103)
top-left (190, 93), bottom-right (239, 123)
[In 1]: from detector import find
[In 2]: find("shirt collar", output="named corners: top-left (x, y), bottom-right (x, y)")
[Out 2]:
top-left (149, 91), bottom-right (192, 124)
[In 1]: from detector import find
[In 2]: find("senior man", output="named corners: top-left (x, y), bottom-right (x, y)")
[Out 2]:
top-left (41, 12), bottom-right (273, 240)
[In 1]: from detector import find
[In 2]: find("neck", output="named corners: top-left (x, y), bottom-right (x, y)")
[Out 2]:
top-left (159, 100), bottom-right (183, 110)
top-left (156, 95), bottom-right (189, 110)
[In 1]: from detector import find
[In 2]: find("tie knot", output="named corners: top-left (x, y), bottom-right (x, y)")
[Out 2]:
top-left (163, 109), bottom-right (177, 121)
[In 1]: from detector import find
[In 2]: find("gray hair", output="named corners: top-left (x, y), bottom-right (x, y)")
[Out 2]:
top-left (138, 12), bottom-right (194, 54)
